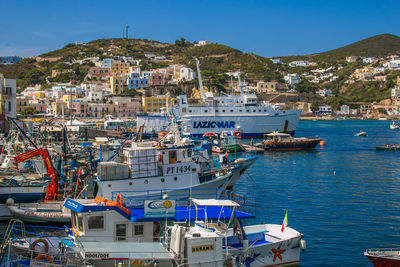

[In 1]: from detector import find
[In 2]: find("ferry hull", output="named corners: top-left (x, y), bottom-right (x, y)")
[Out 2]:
top-left (137, 110), bottom-right (301, 138)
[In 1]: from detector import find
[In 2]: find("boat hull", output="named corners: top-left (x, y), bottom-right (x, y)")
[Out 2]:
top-left (137, 109), bottom-right (301, 138)
top-left (226, 224), bottom-right (304, 267)
top-left (364, 250), bottom-right (400, 267)
top-left (261, 139), bottom-right (321, 151)
top-left (0, 186), bottom-right (45, 203)
top-left (8, 202), bottom-right (71, 223)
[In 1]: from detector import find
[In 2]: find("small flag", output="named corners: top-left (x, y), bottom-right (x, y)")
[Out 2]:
top-left (281, 210), bottom-right (288, 232)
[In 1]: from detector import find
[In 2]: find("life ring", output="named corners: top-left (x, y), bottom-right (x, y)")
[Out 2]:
top-left (35, 253), bottom-right (54, 263)
top-left (153, 221), bottom-right (161, 241)
top-left (30, 238), bottom-right (49, 256)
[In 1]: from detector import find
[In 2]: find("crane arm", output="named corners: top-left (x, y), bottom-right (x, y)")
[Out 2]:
top-left (14, 148), bottom-right (59, 201)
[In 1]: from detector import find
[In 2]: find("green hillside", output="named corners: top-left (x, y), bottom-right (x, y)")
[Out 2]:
top-left (282, 34), bottom-right (400, 63)
top-left (0, 38), bottom-right (279, 90)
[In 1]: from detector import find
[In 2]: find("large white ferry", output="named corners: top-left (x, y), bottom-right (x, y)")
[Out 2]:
top-left (137, 58), bottom-right (301, 138)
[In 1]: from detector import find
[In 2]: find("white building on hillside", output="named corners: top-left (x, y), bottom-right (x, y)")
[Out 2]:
top-left (195, 40), bottom-right (212, 46)
top-left (180, 67), bottom-right (195, 81)
top-left (289, 61), bottom-right (309, 67)
top-left (317, 89), bottom-right (334, 98)
top-left (284, 73), bottom-right (301, 86)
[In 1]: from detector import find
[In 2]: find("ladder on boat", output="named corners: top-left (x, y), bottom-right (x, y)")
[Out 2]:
top-left (0, 219), bottom-right (25, 263)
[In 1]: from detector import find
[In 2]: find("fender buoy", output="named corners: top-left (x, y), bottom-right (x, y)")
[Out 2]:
top-left (35, 254), bottom-right (54, 263)
top-left (30, 238), bottom-right (49, 256)
top-left (153, 221), bottom-right (161, 241)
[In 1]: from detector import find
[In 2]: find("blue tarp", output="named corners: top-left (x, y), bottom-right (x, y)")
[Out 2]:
top-left (64, 199), bottom-right (254, 222)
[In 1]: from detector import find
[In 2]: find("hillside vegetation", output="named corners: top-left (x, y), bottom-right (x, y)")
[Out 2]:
top-left (1, 34), bottom-right (400, 103)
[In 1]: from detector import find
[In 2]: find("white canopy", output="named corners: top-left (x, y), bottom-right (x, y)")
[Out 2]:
top-left (191, 198), bottom-right (240, 207)
top-left (65, 119), bottom-right (87, 125)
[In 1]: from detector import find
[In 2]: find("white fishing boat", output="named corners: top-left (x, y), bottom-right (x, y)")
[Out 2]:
top-left (2, 192), bottom-right (306, 267)
top-left (390, 121), bottom-right (399, 130)
top-left (137, 58), bottom-right (301, 138)
top-left (355, 130), bottom-right (368, 137)
top-left (97, 121), bottom-right (233, 200)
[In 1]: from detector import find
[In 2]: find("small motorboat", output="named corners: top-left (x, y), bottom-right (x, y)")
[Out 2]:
top-left (364, 248), bottom-right (400, 266)
top-left (378, 117), bottom-right (388, 121)
top-left (355, 131), bottom-right (367, 137)
top-left (390, 121), bottom-right (399, 130)
top-left (376, 144), bottom-right (400, 151)
top-left (256, 132), bottom-right (321, 151)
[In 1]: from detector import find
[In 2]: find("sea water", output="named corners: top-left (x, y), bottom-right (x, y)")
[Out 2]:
top-left (236, 120), bottom-right (400, 266)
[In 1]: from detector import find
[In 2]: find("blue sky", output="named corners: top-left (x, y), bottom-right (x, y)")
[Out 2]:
top-left (1, 0), bottom-right (399, 57)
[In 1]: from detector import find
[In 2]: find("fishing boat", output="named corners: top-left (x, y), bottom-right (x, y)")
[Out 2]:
top-left (364, 248), bottom-right (400, 266)
top-left (355, 130), bottom-right (368, 137)
top-left (1, 191), bottom-right (306, 267)
top-left (137, 59), bottom-right (301, 138)
top-left (376, 144), bottom-right (400, 151)
top-left (390, 120), bottom-right (399, 130)
top-left (96, 120), bottom-right (234, 200)
top-left (256, 132), bottom-right (321, 151)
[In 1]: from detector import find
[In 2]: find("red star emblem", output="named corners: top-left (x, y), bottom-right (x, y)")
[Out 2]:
top-left (272, 243), bottom-right (286, 262)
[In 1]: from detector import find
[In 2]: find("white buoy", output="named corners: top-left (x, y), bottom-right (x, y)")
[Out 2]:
top-left (6, 198), bottom-right (14, 206)
top-left (333, 171), bottom-right (336, 175)
top-left (300, 239), bottom-right (306, 251)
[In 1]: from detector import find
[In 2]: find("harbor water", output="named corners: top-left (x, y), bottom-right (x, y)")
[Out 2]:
top-left (237, 120), bottom-right (400, 266)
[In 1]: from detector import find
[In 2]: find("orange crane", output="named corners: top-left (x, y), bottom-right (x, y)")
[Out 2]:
top-left (14, 148), bottom-right (59, 201)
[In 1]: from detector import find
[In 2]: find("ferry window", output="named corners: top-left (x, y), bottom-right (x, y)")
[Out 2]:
top-left (205, 110), bottom-right (208, 112)
top-left (189, 110), bottom-right (192, 113)
top-left (87, 215), bottom-right (104, 230)
top-left (216, 110), bottom-right (218, 112)
top-left (133, 224), bottom-right (144, 236)
top-left (115, 223), bottom-right (127, 241)
top-left (259, 110), bottom-right (261, 112)
top-left (239, 110), bottom-right (242, 112)
top-left (253, 110), bottom-right (256, 112)
top-left (264, 110), bottom-right (267, 112)
top-left (222, 110), bottom-right (225, 112)
top-left (230, 110), bottom-right (233, 112)
top-left (188, 148), bottom-right (193, 157)
top-left (246, 110), bottom-right (249, 112)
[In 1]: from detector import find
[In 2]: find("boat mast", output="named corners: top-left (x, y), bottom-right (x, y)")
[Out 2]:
top-left (238, 71), bottom-right (244, 96)
top-left (195, 58), bottom-right (205, 100)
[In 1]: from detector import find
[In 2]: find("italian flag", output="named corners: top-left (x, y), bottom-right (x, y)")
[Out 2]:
top-left (281, 210), bottom-right (288, 232)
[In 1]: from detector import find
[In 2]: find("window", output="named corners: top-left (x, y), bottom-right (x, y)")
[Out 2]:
top-left (222, 110), bottom-right (225, 112)
top-left (115, 223), bottom-right (127, 241)
top-left (189, 110), bottom-right (192, 113)
top-left (230, 110), bottom-right (233, 112)
top-left (87, 215), bottom-right (104, 230)
top-left (215, 110), bottom-right (218, 112)
top-left (133, 224), bottom-right (144, 236)
top-left (239, 110), bottom-right (242, 112)
top-left (205, 110), bottom-right (208, 112)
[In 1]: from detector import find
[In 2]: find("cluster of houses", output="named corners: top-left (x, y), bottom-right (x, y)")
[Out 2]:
top-left (347, 55), bottom-right (400, 82)
top-left (86, 58), bottom-right (195, 95)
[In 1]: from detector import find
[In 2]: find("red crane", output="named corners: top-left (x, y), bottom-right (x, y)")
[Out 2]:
top-left (14, 148), bottom-right (59, 201)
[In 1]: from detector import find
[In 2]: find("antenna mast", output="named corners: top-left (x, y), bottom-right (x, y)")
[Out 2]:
top-left (125, 24), bottom-right (129, 39)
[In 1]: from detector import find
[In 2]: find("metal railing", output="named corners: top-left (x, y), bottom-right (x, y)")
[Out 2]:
top-left (111, 188), bottom-right (256, 215)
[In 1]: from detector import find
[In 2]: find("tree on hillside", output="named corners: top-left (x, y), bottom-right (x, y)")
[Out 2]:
top-left (310, 101), bottom-right (319, 113)
top-left (25, 69), bottom-right (45, 85)
top-left (175, 38), bottom-right (191, 47)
